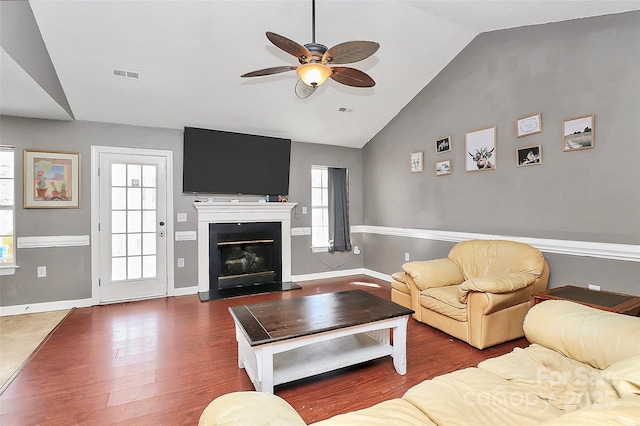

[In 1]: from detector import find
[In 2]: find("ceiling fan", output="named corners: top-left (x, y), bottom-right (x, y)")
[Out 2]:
top-left (241, 0), bottom-right (380, 99)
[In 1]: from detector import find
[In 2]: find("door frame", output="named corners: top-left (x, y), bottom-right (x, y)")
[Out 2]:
top-left (90, 145), bottom-right (175, 305)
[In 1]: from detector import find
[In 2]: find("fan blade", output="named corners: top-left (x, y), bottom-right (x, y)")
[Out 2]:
top-left (295, 79), bottom-right (317, 99)
top-left (266, 32), bottom-right (312, 62)
top-left (322, 41), bottom-right (379, 64)
top-left (330, 67), bottom-right (376, 88)
top-left (241, 66), bottom-right (297, 77)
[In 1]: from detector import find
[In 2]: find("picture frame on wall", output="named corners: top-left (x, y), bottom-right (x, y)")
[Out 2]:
top-left (516, 145), bottom-right (542, 167)
top-left (410, 151), bottom-right (423, 173)
top-left (435, 136), bottom-right (451, 154)
top-left (516, 113), bottom-right (542, 137)
top-left (465, 126), bottom-right (496, 172)
top-left (24, 150), bottom-right (80, 208)
top-left (563, 115), bottom-right (594, 152)
top-left (435, 159), bottom-right (451, 176)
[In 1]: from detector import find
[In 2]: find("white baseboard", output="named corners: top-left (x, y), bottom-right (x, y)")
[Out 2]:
top-left (171, 286), bottom-right (199, 296)
top-left (0, 298), bottom-right (93, 316)
top-left (292, 268), bottom-right (367, 282)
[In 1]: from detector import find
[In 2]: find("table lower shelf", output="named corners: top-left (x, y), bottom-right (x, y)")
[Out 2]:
top-left (272, 333), bottom-right (393, 386)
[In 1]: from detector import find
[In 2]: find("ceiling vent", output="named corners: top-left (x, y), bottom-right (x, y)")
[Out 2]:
top-left (338, 107), bottom-right (354, 113)
top-left (112, 68), bottom-right (141, 80)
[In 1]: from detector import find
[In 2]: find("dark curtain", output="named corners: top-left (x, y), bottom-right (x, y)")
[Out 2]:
top-left (328, 167), bottom-right (352, 252)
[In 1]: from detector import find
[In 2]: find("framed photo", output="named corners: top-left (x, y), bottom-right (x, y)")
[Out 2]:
top-left (465, 127), bottom-right (496, 172)
top-left (435, 136), bottom-right (451, 154)
top-left (435, 160), bottom-right (451, 176)
top-left (563, 115), bottom-right (594, 151)
top-left (517, 145), bottom-right (542, 167)
top-left (516, 113), bottom-right (542, 137)
top-left (24, 150), bottom-right (80, 208)
top-left (410, 151), bottom-right (423, 173)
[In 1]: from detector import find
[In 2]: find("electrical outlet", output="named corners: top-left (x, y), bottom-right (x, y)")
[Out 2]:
top-left (588, 284), bottom-right (600, 291)
top-left (177, 213), bottom-right (187, 222)
top-left (353, 245), bottom-right (360, 255)
top-left (302, 206), bottom-right (308, 215)
top-left (404, 253), bottom-right (410, 262)
top-left (37, 266), bottom-right (47, 278)
top-left (177, 258), bottom-right (185, 268)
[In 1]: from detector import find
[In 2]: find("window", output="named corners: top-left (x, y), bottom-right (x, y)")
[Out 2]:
top-left (311, 166), bottom-right (329, 248)
top-left (0, 146), bottom-right (16, 275)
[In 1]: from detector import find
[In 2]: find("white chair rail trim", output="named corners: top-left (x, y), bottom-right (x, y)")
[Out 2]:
top-left (350, 225), bottom-right (639, 262)
top-left (17, 235), bottom-right (90, 249)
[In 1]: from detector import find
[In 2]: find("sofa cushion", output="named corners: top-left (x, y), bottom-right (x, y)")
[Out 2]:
top-left (524, 300), bottom-right (640, 370)
top-left (198, 392), bottom-right (306, 426)
top-left (538, 396), bottom-right (640, 425)
top-left (421, 286), bottom-right (467, 321)
top-left (390, 273), bottom-right (410, 295)
top-left (312, 398), bottom-right (436, 426)
top-left (402, 258), bottom-right (464, 290)
top-left (458, 272), bottom-right (538, 303)
top-left (403, 367), bottom-right (563, 425)
top-left (449, 239), bottom-right (545, 280)
top-left (479, 344), bottom-right (606, 411)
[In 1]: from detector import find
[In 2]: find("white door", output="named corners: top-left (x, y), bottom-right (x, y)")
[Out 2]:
top-left (98, 152), bottom-right (168, 303)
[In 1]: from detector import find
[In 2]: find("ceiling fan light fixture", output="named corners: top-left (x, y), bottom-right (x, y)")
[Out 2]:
top-left (296, 63), bottom-right (332, 87)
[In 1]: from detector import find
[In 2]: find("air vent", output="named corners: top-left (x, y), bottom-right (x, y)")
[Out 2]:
top-left (337, 107), bottom-right (354, 113)
top-left (112, 68), bottom-right (141, 80)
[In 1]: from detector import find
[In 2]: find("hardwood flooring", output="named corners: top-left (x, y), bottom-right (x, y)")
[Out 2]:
top-left (0, 276), bottom-right (528, 425)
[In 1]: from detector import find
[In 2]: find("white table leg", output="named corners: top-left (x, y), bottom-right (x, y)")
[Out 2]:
top-left (392, 316), bottom-right (408, 375)
top-left (257, 345), bottom-right (274, 393)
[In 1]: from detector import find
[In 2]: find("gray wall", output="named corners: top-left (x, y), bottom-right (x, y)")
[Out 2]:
top-left (362, 12), bottom-right (640, 295)
top-left (289, 142), bottom-right (364, 275)
top-left (0, 117), bottom-right (363, 306)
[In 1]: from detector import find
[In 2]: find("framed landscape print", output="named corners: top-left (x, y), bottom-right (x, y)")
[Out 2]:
top-left (435, 160), bottom-right (451, 176)
top-left (24, 150), bottom-right (80, 208)
top-left (516, 113), bottom-right (542, 137)
top-left (435, 136), bottom-right (451, 154)
top-left (563, 115), bottom-right (594, 151)
top-left (517, 145), bottom-right (542, 167)
top-left (410, 151), bottom-right (423, 173)
top-left (465, 127), bottom-right (496, 172)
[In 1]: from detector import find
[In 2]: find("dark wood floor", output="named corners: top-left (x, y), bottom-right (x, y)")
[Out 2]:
top-left (0, 276), bottom-right (528, 425)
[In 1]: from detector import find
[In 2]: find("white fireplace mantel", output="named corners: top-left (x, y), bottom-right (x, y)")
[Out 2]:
top-left (194, 202), bottom-right (297, 293)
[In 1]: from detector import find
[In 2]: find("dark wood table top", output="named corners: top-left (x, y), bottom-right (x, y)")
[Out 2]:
top-left (533, 285), bottom-right (640, 316)
top-left (229, 290), bottom-right (414, 346)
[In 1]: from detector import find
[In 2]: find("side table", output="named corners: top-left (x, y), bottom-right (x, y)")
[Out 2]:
top-left (533, 285), bottom-right (640, 316)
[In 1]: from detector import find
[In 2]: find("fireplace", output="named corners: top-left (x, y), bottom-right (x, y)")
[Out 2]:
top-left (194, 201), bottom-right (298, 300)
top-left (210, 222), bottom-right (282, 296)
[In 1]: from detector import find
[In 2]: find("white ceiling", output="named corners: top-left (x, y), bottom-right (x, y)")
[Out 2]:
top-left (2, 1), bottom-right (639, 148)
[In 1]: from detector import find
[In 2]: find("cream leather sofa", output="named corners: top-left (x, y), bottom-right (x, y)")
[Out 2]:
top-left (391, 239), bottom-right (550, 349)
top-left (199, 301), bottom-right (640, 425)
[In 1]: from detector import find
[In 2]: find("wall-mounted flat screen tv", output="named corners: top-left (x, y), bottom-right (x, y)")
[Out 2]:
top-left (183, 127), bottom-right (291, 195)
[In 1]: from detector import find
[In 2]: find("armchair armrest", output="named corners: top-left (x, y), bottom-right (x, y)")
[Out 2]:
top-left (199, 392), bottom-right (307, 426)
top-left (402, 258), bottom-right (464, 291)
top-left (458, 272), bottom-right (537, 303)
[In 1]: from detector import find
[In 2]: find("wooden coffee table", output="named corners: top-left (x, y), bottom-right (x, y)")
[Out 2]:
top-left (533, 285), bottom-right (640, 316)
top-left (228, 290), bottom-right (414, 393)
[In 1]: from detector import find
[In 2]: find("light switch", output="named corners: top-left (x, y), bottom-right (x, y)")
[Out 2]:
top-left (302, 206), bottom-right (308, 215)
top-left (177, 258), bottom-right (185, 268)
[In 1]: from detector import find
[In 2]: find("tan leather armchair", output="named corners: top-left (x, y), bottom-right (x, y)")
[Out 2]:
top-left (391, 240), bottom-right (549, 349)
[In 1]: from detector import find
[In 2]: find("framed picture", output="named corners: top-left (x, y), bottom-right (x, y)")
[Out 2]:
top-left (563, 115), bottom-right (594, 151)
top-left (465, 127), bottom-right (496, 172)
top-left (516, 113), bottom-right (542, 137)
top-left (24, 150), bottom-right (80, 208)
top-left (435, 136), bottom-right (451, 154)
top-left (410, 151), bottom-right (423, 173)
top-left (517, 145), bottom-right (542, 167)
top-left (435, 160), bottom-right (451, 176)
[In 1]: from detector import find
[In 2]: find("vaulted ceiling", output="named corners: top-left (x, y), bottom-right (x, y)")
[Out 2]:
top-left (2, 1), bottom-right (638, 148)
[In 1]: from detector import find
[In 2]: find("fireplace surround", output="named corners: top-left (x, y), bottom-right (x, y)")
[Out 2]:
top-left (194, 201), bottom-right (297, 300)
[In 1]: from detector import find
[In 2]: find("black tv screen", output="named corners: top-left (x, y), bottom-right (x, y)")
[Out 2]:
top-left (183, 127), bottom-right (291, 195)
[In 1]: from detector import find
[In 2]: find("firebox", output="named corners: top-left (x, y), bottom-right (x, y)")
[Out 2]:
top-left (209, 222), bottom-right (282, 298)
